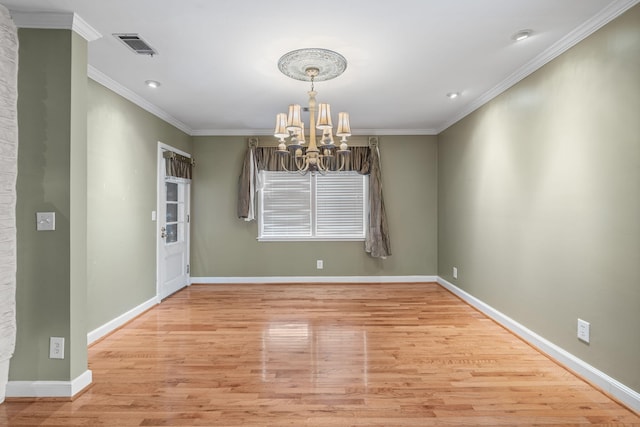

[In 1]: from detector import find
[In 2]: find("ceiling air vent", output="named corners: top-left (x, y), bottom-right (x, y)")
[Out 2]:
top-left (113, 34), bottom-right (157, 56)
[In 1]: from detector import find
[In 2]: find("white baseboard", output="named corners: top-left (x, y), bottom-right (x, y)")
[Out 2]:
top-left (87, 296), bottom-right (159, 345)
top-left (6, 369), bottom-right (92, 398)
top-left (0, 358), bottom-right (9, 403)
top-left (436, 277), bottom-right (640, 414)
top-left (191, 275), bottom-right (438, 284)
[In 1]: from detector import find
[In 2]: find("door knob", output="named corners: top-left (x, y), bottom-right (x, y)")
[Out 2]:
top-left (160, 226), bottom-right (166, 238)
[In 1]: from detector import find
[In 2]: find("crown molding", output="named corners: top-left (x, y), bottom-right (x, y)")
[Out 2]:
top-left (9, 11), bottom-right (102, 41)
top-left (190, 128), bottom-right (439, 137)
top-left (15, 1), bottom-right (637, 138)
top-left (355, 128), bottom-right (439, 136)
top-left (191, 128), bottom-right (274, 137)
top-left (70, 13), bottom-right (102, 42)
top-left (436, 0), bottom-right (640, 133)
top-left (88, 65), bottom-right (193, 136)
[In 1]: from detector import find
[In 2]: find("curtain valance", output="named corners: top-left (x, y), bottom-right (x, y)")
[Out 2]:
top-left (163, 151), bottom-right (194, 180)
top-left (253, 146), bottom-right (371, 174)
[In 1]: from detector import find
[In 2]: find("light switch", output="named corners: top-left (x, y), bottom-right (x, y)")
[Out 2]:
top-left (36, 212), bottom-right (55, 231)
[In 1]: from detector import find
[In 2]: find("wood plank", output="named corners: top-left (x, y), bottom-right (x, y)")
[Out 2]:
top-left (1, 283), bottom-right (637, 426)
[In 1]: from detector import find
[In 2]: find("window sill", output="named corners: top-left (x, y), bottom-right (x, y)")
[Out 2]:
top-left (257, 237), bottom-right (365, 242)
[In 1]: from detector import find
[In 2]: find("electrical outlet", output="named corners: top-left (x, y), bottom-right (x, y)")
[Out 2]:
top-left (49, 337), bottom-right (65, 359)
top-left (453, 267), bottom-right (458, 279)
top-left (577, 319), bottom-right (590, 343)
top-left (316, 260), bottom-right (323, 269)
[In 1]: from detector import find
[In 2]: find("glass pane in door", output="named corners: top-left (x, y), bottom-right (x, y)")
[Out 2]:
top-left (166, 203), bottom-right (178, 222)
top-left (166, 182), bottom-right (178, 202)
top-left (166, 224), bottom-right (178, 243)
top-left (164, 181), bottom-right (183, 245)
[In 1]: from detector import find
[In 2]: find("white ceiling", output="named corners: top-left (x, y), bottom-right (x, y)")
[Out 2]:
top-left (3, 0), bottom-right (638, 136)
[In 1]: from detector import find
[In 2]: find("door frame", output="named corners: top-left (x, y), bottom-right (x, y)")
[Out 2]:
top-left (156, 141), bottom-right (192, 300)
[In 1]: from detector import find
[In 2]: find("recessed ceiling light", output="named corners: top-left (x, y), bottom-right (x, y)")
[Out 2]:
top-left (145, 80), bottom-right (161, 88)
top-left (446, 92), bottom-right (460, 99)
top-left (512, 29), bottom-right (532, 41)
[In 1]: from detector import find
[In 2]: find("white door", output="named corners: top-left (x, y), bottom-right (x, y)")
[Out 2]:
top-left (158, 148), bottom-right (191, 300)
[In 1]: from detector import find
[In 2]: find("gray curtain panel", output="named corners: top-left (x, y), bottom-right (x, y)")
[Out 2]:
top-left (237, 144), bottom-right (391, 258)
top-left (237, 146), bottom-right (255, 219)
top-left (365, 145), bottom-right (391, 258)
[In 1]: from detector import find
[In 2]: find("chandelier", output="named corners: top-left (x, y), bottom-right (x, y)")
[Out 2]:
top-left (274, 48), bottom-right (351, 173)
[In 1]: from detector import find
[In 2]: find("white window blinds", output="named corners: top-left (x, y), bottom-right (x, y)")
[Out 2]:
top-left (260, 173), bottom-right (311, 238)
top-left (259, 171), bottom-right (367, 241)
top-left (315, 173), bottom-right (366, 238)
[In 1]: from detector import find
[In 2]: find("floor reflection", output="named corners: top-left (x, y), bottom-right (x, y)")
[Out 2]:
top-left (262, 322), bottom-right (368, 387)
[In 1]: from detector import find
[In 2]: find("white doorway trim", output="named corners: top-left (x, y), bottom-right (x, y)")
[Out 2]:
top-left (156, 141), bottom-right (192, 300)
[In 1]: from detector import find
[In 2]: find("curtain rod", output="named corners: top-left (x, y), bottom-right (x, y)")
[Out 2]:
top-left (163, 150), bottom-right (195, 164)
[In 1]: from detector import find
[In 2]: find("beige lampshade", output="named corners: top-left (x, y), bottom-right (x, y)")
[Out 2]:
top-left (286, 104), bottom-right (303, 132)
top-left (316, 103), bottom-right (333, 130)
top-left (274, 113), bottom-right (289, 139)
top-left (336, 112), bottom-right (351, 137)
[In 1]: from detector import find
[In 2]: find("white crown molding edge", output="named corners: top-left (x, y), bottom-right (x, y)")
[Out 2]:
top-left (87, 296), bottom-right (160, 345)
top-left (190, 128), bottom-right (439, 137)
top-left (436, 277), bottom-right (640, 414)
top-left (88, 65), bottom-right (193, 136)
top-left (435, 0), bottom-right (640, 133)
top-left (6, 370), bottom-right (92, 398)
top-left (191, 128), bottom-right (278, 137)
top-left (12, 2), bottom-right (637, 139)
top-left (191, 276), bottom-right (438, 284)
top-left (9, 11), bottom-right (101, 41)
top-left (356, 129), bottom-right (439, 136)
top-left (92, 0), bottom-right (638, 138)
top-left (71, 13), bottom-right (102, 42)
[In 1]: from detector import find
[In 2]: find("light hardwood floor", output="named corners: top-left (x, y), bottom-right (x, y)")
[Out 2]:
top-left (2, 283), bottom-right (638, 426)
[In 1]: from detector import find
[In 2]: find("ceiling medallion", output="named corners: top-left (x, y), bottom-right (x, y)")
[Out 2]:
top-left (277, 48), bottom-right (347, 82)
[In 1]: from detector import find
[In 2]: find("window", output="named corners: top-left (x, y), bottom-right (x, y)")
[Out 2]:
top-left (258, 171), bottom-right (368, 241)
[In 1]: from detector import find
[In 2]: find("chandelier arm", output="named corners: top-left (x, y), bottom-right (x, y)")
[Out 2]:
top-left (295, 155), bottom-right (308, 174)
top-left (280, 155), bottom-right (292, 173)
top-left (316, 155), bottom-right (327, 174)
top-left (318, 159), bottom-right (329, 175)
top-left (322, 154), bottom-right (333, 173)
top-left (299, 160), bottom-right (310, 175)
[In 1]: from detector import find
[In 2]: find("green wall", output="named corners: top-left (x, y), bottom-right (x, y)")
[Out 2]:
top-left (438, 5), bottom-right (640, 390)
top-left (13, 29), bottom-right (88, 381)
top-left (68, 30), bottom-right (89, 380)
top-left (191, 135), bottom-right (438, 277)
top-left (87, 80), bottom-right (191, 331)
top-left (13, 27), bottom-right (192, 383)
